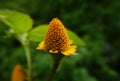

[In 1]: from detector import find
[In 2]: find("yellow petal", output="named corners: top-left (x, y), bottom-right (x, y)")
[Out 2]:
top-left (49, 50), bottom-right (58, 53)
top-left (36, 41), bottom-right (46, 50)
top-left (62, 45), bottom-right (77, 56)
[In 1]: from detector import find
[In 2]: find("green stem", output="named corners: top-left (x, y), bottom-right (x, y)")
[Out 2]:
top-left (24, 45), bottom-right (32, 81)
top-left (47, 54), bottom-right (64, 81)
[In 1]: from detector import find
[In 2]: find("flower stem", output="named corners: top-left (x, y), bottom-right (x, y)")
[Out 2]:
top-left (47, 54), bottom-right (64, 81)
top-left (24, 45), bottom-right (32, 81)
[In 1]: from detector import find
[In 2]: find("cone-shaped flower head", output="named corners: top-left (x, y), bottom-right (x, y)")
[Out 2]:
top-left (11, 65), bottom-right (27, 81)
top-left (37, 18), bottom-right (76, 56)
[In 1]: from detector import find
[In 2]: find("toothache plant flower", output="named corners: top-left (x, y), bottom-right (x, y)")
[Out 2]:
top-left (37, 18), bottom-right (77, 56)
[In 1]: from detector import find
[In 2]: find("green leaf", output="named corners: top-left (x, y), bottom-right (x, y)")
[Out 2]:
top-left (68, 30), bottom-right (85, 46)
top-left (28, 25), bottom-right (85, 46)
top-left (28, 25), bottom-right (47, 42)
top-left (0, 10), bottom-right (33, 34)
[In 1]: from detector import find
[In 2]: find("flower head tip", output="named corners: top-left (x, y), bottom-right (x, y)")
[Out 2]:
top-left (11, 64), bottom-right (27, 81)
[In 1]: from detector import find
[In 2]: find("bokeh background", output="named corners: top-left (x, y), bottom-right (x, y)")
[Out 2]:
top-left (0, 0), bottom-right (120, 81)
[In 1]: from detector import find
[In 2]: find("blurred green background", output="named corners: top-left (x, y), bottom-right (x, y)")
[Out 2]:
top-left (0, 0), bottom-right (120, 81)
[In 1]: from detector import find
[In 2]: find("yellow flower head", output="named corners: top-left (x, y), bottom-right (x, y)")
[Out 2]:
top-left (37, 18), bottom-right (76, 56)
top-left (11, 65), bottom-right (27, 81)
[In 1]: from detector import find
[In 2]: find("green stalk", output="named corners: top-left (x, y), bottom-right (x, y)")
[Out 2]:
top-left (18, 33), bottom-right (33, 81)
top-left (47, 54), bottom-right (64, 81)
top-left (24, 44), bottom-right (32, 81)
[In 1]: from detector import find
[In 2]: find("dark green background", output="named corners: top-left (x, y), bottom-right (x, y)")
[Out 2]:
top-left (0, 0), bottom-right (120, 81)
